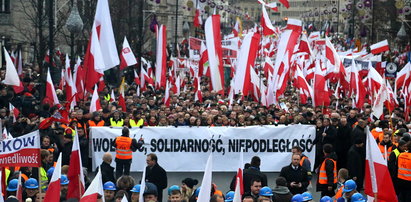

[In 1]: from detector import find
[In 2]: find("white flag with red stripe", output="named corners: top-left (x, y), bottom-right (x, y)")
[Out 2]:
top-left (233, 32), bottom-right (261, 96)
top-left (365, 129), bottom-right (397, 201)
top-left (155, 25), bottom-right (167, 89)
top-left (260, 5), bottom-right (276, 36)
top-left (205, 15), bottom-right (224, 94)
top-left (3, 48), bottom-right (21, 86)
top-left (80, 167), bottom-right (103, 202)
top-left (370, 40), bottom-right (389, 55)
top-left (89, 85), bottom-right (101, 113)
top-left (119, 36), bottom-right (137, 70)
top-left (45, 68), bottom-right (60, 106)
top-left (67, 128), bottom-right (86, 199)
top-left (197, 153), bottom-right (213, 202)
top-left (44, 153), bottom-right (62, 201)
top-left (9, 103), bottom-right (19, 123)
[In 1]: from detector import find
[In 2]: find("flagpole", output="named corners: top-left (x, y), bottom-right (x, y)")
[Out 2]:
top-left (38, 168), bottom-right (42, 202)
top-left (374, 193), bottom-right (378, 202)
top-left (79, 175), bottom-right (82, 198)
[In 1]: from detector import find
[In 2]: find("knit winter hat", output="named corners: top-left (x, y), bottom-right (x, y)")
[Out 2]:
top-left (182, 178), bottom-right (198, 189)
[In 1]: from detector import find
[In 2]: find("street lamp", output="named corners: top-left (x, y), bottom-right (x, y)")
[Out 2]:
top-left (66, 0), bottom-right (83, 68)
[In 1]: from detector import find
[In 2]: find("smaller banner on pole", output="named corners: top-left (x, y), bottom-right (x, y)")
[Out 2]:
top-left (0, 130), bottom-right (41, 167)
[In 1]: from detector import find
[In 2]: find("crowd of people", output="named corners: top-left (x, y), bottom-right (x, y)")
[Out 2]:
top-left (1, 48), bottom-right (411, 201)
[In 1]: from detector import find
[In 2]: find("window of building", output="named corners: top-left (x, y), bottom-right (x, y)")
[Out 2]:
top-left (0, 0), bottom-right (10, 13)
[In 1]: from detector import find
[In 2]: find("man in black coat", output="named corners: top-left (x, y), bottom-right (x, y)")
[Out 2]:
top-left (350, 118), bottom-right (367, 146)
top-left (336, 117), bottom-right (352, 169)
top-left (145, 153), bottom-right (167, 202)
top-left (61, 132), bottom-right (73, 166)
top-left (279, 154), bottom-right (309, 194)
top-left (321, 118), bottom-right (337, 147)
top-left (347, 138), bottom-right (365, 191)
top-left (96, 152), bottom-right (115, 184)
top-left (230, 156), bottom-right (268, 193)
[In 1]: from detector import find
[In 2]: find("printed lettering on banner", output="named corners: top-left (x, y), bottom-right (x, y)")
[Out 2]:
top-left (90, 125), bottom-right (316, 172)
top-left (0, 130), bottom-right (41, 167)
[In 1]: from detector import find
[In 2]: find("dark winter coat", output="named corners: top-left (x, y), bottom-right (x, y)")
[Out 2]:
top-left (279, 164), bottom-right (309, 194)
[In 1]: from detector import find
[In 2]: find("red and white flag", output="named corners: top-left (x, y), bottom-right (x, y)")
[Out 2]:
top-left (67, 128), bottom-right (86, 200)
top-left (198, 41), bottom-right (209, 77)
top-left (313, 60), bottom-right (330, 107)
top-left (16, 171), bottom-right (22, 201)
top-left (83, 22), bottom-right (104, 92)
top-left (110, 90), bottom-right (115, 102)
top-left (44, 153), bottom-right (62, 201)
top-left (119, 36), bottom-right (137, 70)
top-left (395, 62), bottom-right (411, 91)
top-left (118, 78), bottom-right (127, 112)
top-left (45, 68), bottom-right (60, 106)
top-left (155, 25), bottom-right (167, 89)
top-left (163, 80), bottom-right (171, 107)
top-left (193, 2), bottom-right (202, 28)
top-left (3, 48), bottom-right (21, 87)
top-left (233, 150), bottom-right (244, 199)
top-left (134, 69), bottom-right (141, 86)
top-left (371, 82), bottom-right (388, 119)
top-left (64, 55), bottom-right (77, 107)
top-left (233, 32), bottom-right (261, 96)
top-left (370, 40), bottom-right (389, 55)
top-left (80, 167), bottom-right (103, 202)
top-left (92, 0), bottom-right (119, 72)
top-left (89, 85), bottom-right (101, 113)
top-left (233, 17), bottom-right (242, 37)
top-left (279, 0), bottom-right (289, 8)
top-left (197, 153), bottom-right (213, 202)
top-left (365, 129), bottom-right (397, 201)
top-left (325, 37), bottom-right (347, 84)
top-left (9, 103), bottom-right (20, 123)
top-left (205, 15), bottom-right (224, 94)
top-left (294, 67), bottom-right (314, 104)
top-left (349, 58), bottom-right (367, 108)
top-left (260, 5), bottom-right (276, 36)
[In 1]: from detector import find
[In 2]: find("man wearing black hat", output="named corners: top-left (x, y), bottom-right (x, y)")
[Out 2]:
top-left (347, 138), bottom-right (365, 191)
top-left (61, 130), bottom-right (73, 166)
top-left (144, 182), bottom-right (159, 202)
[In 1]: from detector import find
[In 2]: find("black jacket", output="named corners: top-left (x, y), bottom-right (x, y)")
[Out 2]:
top-left (145, 163), bottom-right (168, 191)
top-left (350, 125), bottom-right (366, 146)
top-left (336, 123), bottom-right (352, 169)
top-left (347, 145), bottom-right (365, 190)
top-left (230, 167), bottom-right (268, 193)
top-left (62, 141), bottom-right (73, 166)
top-left (272, 186), bottom-right (293, 202)
top-left (97, 161), bottom-right (116, 184)
top-left (279, 164), bottom-right (309, 194)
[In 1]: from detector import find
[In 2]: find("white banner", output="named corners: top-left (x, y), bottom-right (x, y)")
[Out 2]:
top-left (0, 130), bottom-right (41, 167)
top-left (90, 125), bottom-right (316, 172)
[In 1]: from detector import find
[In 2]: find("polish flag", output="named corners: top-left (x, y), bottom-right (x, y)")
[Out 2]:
top-left (44, 153), bottom-right (62, 201)
top-left (325, 37), bottom-right (347, 84)
top-left (257, 0), bottom-right (278, 12)
top-left (205, 15), bottom-right (225, 94)
top-left (64, 55), bottom-right (77, 107)
top-left (119, 36), bottom-right (137, 70)
top-left (80, 167), bottom-right (103, 202)
top-left (163, 80), bottom-right (171, 107)
top-left (198, 41), bottom-right (209, 77)
top-left (365, 129), bottom-right (397, 201)
top-left (118, 78), bottom-right (127, 112)
top-left (395, 62), bottom-right (411, 91)
top-left (110, 90), bottom-right (115, 102)
top-left (260, 5), bottom-right (276, 36)
top-left (45, 68), bottom-right (60, 106)
top-left (233, 32), bottom-right (261, 96)
top-left (138, 161), bottom-right (147, 202)
top-left (294, 67), bottom-right (314, 104)
top-left (349, 59), bottom-right (366, 108)
top-left (73, 57), bottom-right (85, 101)
top-left (16, 172), bottom-right (22, 201)
top-left (84, 0), bottom-right (119, 91)
top-left (67, 128), bottom-right (86, 200)
top-left (9, 103), bottom-right (20, 123)
top-left (197, 153), bottom-right (213, 202)
top-left (370, 40), bottom-right (389, 55)
top-left (279, 0), bottom-right (290, 8)
top-left (3, 48), bottom-right (21, 87)
top-left (134, 69), bottom-right (141, 86)
top-left (233, 149), bottom-right (244, 197)
top-left (366, 62), bottom-right (383, 98)
top-left (233, 17), bottom-right (242, 37)
top-left (89, 85), bottom-right (101, 113)
top-left (297, 33), bottom-right (313, 59)
top-left (371, 82), bottom-right (388, 119)
top-left (155, 25), bottom-right (167, 89)
top-left (17, 50), bottom-right (23, 76)
top-left (263, 56), bottom-right (274, 79)
top-left (313, 60), bottom-right (330, 107)
top-left (193, 3), bottom-right (202, 28)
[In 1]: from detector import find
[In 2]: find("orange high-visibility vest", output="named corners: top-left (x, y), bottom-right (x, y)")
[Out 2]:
top-left (88, 120), bottom-right (105, 127)
top-left (115, 136), bottom-right (133, 160)
top-left (335, 185), bottom-right (344, 200)
top-left (300, 156), bottom-right (308, 167)
top-left (319, 158), bottom-right (337, 184)
top-left (397, 153), bottom-right (411, 181)
top-left (378, 143), bottom-right (393, 158)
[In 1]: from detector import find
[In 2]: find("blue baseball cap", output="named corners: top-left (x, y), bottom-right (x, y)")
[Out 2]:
top-left (103, 181), bottom-right (117, 191)
top-left (320, 196), bottom-right (332, 202)
top-left (131, 184), bottom-right (141, 193)
top-left (7, 179), bottom-right (18, 191)
top-left (343, 180), bottom-right (357, 193)
top-left (47, 167), bottom-right (55, 178)
top-left (259, 186), bottom-right (273, 196)
top-left (302, 192), bottom-right (313, 201)
top-left (168, 185), bottom-right (181, 195)
top-left (225, 191), bottom-right (235, 202)
top-left (25, 178), bottom-right (39, 189)
top-left (351, 193), bottom-right (366, 202)
top-left (61, 175), bottom-right (69, 185)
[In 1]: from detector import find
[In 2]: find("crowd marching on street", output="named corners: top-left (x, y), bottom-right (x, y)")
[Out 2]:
top-left (1, 0), bottom-right (411, 202)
